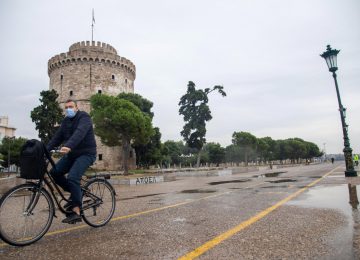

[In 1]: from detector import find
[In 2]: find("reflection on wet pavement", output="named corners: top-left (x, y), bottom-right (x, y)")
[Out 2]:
top-left (268, 179), bottom-right (297, 183)
top-left (181, 189), bottom-right (216, 193)
top-left (118, 193), bottom-right (166, 201)
top-left (288, 184), bottom-right (360, 259)
top-left (255, 172), bottom-right (287, 178)
top-left (261, 185), bottom-right (288, 189)
top-left (348, 184), bottom-right (360, 258)
top-left (208, 179), bottom-right (251, 185)
top-left (348, 184), bottom-right (359, 209)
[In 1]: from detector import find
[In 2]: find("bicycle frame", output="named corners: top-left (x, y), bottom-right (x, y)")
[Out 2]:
top-left (33, 155), bottom-right (105, 216)
top-left (24, 186), bottom-right (42, 216)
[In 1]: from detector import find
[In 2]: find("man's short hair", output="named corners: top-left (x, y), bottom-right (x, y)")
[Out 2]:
top-left (65, 99), bottom-right (78, 107)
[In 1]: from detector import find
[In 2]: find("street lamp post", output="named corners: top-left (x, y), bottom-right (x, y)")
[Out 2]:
top-left (320, 45), bottom-right (357, 177)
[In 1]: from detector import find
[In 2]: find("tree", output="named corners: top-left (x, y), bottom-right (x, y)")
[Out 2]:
top-left (162, 140), bottom-right (182, 166)
top-left (135, 127), bottom-right (163, 168)
top-left (0, 137), bottom-right (27, 168)
top-left (284, 139), bottom-right (307, 163)
top-left (225, 144), bottom-right (244, 165)
top-left (30, 90), bottom-right (63, 144)
top-left (204, 142), bottom-right (225, 166)
top-left (117, 93), bottom-right (154, 119)
top-left (117, 93), bottom-right (159, 168)
top-left (257, 137), bottom-right (276, 162)
top-left (90, 94), bottom-right (153, 174)
top-left (305, 141), bottom-right (323, 159)
top-left (271, 138), bottom-right (323, 163)
top-left (232, 131), bottom-right (257, 166)
top-left (178, 81), bottom-right (226, 167)
top-left (257, 138), bottom-right (269, 163)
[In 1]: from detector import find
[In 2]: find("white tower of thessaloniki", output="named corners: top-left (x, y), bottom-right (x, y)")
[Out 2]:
top-left (48, 41), bottom-right (136, 170)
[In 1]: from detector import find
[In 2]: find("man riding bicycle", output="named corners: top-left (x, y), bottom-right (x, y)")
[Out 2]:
top-left (47, 99), bottom-right (96, 224)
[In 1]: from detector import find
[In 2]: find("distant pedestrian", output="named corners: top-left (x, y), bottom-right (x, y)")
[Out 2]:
top-left (354, 154), bottom-right (359, 167)
top-left (331, 158), bottom-right (335, 164)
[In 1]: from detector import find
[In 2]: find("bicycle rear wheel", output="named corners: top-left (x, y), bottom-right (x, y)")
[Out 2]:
top-left (0, 183), bottom-right (54, 246)
top-left (82, 178), bottom-right (116, 227)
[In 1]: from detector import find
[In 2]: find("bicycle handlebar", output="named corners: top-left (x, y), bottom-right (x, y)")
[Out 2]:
top-left (50, 150), bottom-right (62, 154)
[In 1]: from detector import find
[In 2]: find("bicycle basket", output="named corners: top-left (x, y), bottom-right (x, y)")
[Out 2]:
top-left (19, 139), bottom-right (47, 179)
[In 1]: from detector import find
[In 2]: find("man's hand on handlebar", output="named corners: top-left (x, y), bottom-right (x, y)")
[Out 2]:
top-left (59, 147), bottom-right (71, 154)
top-left (50, 147), bottom-right (71, 154)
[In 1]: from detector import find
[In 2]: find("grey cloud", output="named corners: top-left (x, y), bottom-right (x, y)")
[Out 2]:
top-left (0, 0), bottom-right (359, 154)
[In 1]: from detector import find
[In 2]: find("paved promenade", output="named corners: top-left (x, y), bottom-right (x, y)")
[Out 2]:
top-left (0, 162), bottom-right (359, 259)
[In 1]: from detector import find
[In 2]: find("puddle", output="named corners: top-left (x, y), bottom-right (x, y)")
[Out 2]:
top-left (181, 189), bottom-right (216, 193)
top-left (261, 185), bottom-right (288, 189)
top-left (119, 193), bottom-right (166, 201)
top-left (288, 184), bottom-right (359, 213)
top-left (288, 184), bottom-right (360, 259)
top-left (255, 172), bottom-right (287, 178)
top-left (208, 179), bottom-right (251, 185)
top-left (268, 179), bottom-right (297, 183)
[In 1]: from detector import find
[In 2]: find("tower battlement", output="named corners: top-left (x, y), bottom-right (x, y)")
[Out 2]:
top-left (69, 41), bottom-right (117, 54)
top-left (48, 41), bottom-right (136, 77)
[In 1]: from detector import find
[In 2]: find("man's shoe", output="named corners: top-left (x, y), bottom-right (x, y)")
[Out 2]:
top-left (62, 213), bottom-right (82, 224)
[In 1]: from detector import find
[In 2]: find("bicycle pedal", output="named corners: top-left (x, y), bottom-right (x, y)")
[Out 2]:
top-left (68, 219), bottom-right (82, 224)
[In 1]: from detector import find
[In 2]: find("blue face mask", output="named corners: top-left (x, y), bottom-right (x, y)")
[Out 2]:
top-left (65, 108), bottom-right (77, 118)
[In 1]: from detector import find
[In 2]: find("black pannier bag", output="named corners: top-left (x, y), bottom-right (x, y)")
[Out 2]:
top-left (20, 139), bottom-right (48, 179)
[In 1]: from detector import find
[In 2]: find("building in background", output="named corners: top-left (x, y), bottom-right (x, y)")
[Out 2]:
top-left (47, 41), bottom-right (136, 170)
top-left (0, 116), bottom-right (16, 142)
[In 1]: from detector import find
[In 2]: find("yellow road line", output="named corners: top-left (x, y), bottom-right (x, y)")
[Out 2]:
top-left (0, 182), bottom-right (261, 247)
top-left (178, 167), bottom-right (339, 260)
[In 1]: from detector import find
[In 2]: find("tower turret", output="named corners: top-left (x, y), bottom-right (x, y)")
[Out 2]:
top-left (48, 41), bottom-right (136, 170)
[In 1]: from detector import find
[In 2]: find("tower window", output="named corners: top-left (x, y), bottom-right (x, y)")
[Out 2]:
top-left (112, 75), bottom-right (115, 80)
top-left (98, 90), bottom-right (102, 94)
top-left (98, 154), bottom-right (103, 161)
top-left (125, 78), bottom-right (128, 84)
top-left (60, 74), bottom-right (63, 80)
top-left (69, 90), bottom-right (73, 96)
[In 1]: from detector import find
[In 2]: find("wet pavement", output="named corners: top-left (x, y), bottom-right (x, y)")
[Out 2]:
top-left (0, 162), bottom-right (359, 259)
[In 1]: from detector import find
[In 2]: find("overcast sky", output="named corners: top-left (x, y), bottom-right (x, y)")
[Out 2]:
top-left (0, 0), bottom-right (359, 154)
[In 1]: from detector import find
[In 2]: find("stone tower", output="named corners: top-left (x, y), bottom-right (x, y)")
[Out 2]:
top-left (47, 41), bottom-right (136, 170)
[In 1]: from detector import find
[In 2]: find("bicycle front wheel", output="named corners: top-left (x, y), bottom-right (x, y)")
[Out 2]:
top-left (82, 179), bottom-right (116, 227)
top-left (0, 183), bottom-right (54, 246)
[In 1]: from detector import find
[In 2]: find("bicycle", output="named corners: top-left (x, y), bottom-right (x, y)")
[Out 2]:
top-left (0, 149), bottom-right (116, 246)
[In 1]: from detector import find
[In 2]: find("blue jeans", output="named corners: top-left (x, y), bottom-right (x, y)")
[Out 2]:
top-left (50, 154), bottom-right (96, 208)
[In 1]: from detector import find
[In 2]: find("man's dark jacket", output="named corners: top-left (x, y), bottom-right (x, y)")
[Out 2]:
top-left (47, 111), bottom-right (97, 157)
